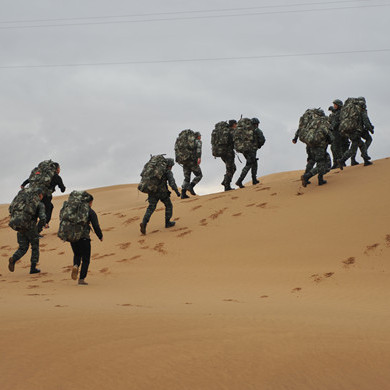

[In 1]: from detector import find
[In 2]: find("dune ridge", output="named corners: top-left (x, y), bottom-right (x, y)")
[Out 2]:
top-left (1, 159), bottom-right (390, 390)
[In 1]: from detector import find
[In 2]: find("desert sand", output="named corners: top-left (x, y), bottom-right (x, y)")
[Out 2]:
top-left (1, 159), bottom-right (390, 390)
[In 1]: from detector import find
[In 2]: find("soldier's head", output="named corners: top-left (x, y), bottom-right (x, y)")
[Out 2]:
top-left (86, 193), bottom-right (94, 206)
top-left (229, 119), bottom-right (237, 129)
top-left (251, 117), bottom-right (260, 127)
top-left (333, 99), bottom-right (343, 110)
top-left (53, 162), bottom-right (60, 174)
top-left (166, 158), bottom-right (175, 169)
top-left (195, 131), bottom-right (201, 140)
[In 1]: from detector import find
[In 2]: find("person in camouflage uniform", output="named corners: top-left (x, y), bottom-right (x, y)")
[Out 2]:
top-left (8, 188), bottom-right (46, 274)
top-left (235, 118), bottom-right (266, 188)
top-left (140, 158), bottom-right (180, 235)
top-left (328, 99), bottom-right (350, 168)
top-left (220, 119), bottom-right (237, 191)
top-left (337, 98), bottom-right (373, 169)
top-left (181, 132), bottom-right (203, 199)
top-left (301, 131), bottom-right (334, 187)
top-left (293, 129), bottom-right (315, 182)
top-left (349, 99), bottom-right (374, 165)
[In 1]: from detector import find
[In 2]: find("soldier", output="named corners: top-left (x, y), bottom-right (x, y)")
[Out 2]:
top-left (70, 194), bottom-right (103, 285)
top-left (21, 162), bottom-right (66, 233)
top-left (328, 99), bottom-right (349, 168)
top-left (301, 131), bottom-right (334, 187)
top-left (350, 98), bottom-right (374, 165)
top-left (140, 158), bottom-right (180, 235)
top-left (221, 119), bottom-right (237, 191)
top-left (8, 188), bottom-right (46, 274)
top-left (293, 130), bottom-right (315, 183)
top-left (181, 132), bottom-right (203, 199)
top-left (235, 117), bottom-right (265, 188)
top-left (337, 98), bottom-right (373, 169)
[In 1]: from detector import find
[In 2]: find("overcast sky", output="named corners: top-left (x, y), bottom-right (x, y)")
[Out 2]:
top-left (1, 0), bottom-right (389, 204)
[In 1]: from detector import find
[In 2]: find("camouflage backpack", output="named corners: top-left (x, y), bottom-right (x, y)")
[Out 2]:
top-left (298, 108), bottom-right (325, 132)
top-left (299, 116), bottom-right (331, 147)
top-left (28, 160), bottom-right (57, 197)
top-left (57, 191), bottom-right (91, 243)
top-left (9, 188), bottom-right (41, 232)
top-left (174, 129), bottom-right (197, 164)
top-left (211, 121), bottom-right (232, 157)
top-left (233, 118), bottom-right (256, 153)
top-left (138, 155), bottom-right (168, 194)
top-left (339, 98), bottom-right (363, 135)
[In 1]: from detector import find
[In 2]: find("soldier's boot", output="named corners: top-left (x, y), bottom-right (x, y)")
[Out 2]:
top-left (165, 220), bottom-right (176, 228)
top-left (301, 172), bottom-right (313, 188)
top-left (181, 189), bottom-right (190, 199)
top-left (8, 257), bottom-right (15, 272)
top-left (224, 183), bottom-right (234, 191)
top-left (364, 159), bottom-right (373, 166)
top-left (30, 263), bottom-right (40, 274)
top-left (318, 175), bottom-right (327, 186)
top-left (252, 177), bottom-right (260, 185)
top-left (188, 183), bottom-right (197, 196)
top-left (351, 157), bottom-right (359, 166)
top-left (337, 159), bottom-right (344, 170)
top-left (140, 220), bottom-right (147, 235)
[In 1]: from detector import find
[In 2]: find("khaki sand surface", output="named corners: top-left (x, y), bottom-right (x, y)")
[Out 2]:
top-left (1, 160), bottom-right (390, 390)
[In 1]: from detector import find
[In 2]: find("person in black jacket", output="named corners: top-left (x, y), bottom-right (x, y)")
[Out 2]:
top-left (70, 194), bottom-right (103, 285)
top-left (21, 163), bottom-right (66, 233)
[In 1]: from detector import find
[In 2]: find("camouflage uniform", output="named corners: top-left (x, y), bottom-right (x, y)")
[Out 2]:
top-left (220, 125), bottom-right (236, 190)
top-left (329, 107), bottom-right (348, 168)
top-left (351, 109), bottom-right (374, 163)
top-left (236, 126), bottom-right (265, 185)
top-left (142, 169), bottom-right (179, 228)
top-left (10, 202), bottom-right (46, 270)
top-left (182, 138), bottom-right (203, 191)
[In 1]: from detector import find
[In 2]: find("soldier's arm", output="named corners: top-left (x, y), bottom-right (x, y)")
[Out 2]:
top-left (362, 111), bottom-right (374, 133)
top-left (196, 140), bottom-right (202, 158)
top-left (52, 174), bottom-right (66, 193)
top-left (37, 202), bottom-right (47, 225)
top-left (257, 129), bottom-right (265, 148)
top-left (166, 170), bottom-right (179, 193)
top-left (292, 129), bottom-right (299, 143)
top-left (89, 208), bottom-right (103, 241)
top-left (21, 178), bottom-right (29, 188)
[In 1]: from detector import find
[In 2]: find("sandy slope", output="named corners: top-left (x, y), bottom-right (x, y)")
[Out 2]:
top-left (1, 160), bottom-right (390, 390)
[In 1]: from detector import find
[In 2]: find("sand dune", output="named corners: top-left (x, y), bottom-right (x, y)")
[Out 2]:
top-left (1, 160), bottom-right (390, 390)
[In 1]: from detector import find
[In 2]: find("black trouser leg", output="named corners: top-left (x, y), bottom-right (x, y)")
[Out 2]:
top-left (71, 239), bottom-right (91, 280)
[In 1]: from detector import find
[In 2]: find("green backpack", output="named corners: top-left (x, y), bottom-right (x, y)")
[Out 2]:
top-left (9, 188), bottom-right (41, 232)
top-left (211, 121), bottom-right (232, 157)
top-left (233, 118), bottom-right (256, 153)
top-left (57, 191), bottom-right (91, 242)
top-left (174, 129), bottom-right (197, 164)
top-left (339, 98), bottom-right (363, 135)
top-left (138, 155), bottom-right (168, 194)
top-left (28, 160), bottom-right (57, 197)
top-left (299, 115), bottom-right (331, 147)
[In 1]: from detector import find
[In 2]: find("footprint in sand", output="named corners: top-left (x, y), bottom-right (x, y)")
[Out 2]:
top-left (200, 219), bottom-right (208, 226)
top-left (223, 299), bottom-right (241, 303)
top-left (99, 267), bottom-right (110, 274)
top-left (93, 253), bottom-right (115, 260)
top-left (191, 205), bottom-right (202, 211)
top-left (118, 242), bottom-right (131, 250)
top-left (364, 243), bottom-right (381, 255)
top-left (42, 280), bottom-right (54, 283)
top-left (114, 213), bottom-right (126, 218)
top-left (296, 191), bottom-right (304, 196)
top-left (150, 230), bottom-right (160, 234)
top-left (116, 255), bottom-right (142, 263)
top-left (291, 287), bottom-right (302, 293)
top-left (256, 203), bottom-right (267, 208)
top-left (209, 208), bottom-right (227, 220)
top-left (246, 203), bottom-right (256, 207)
top-left (27, 285), bottom-right (40, 289)
top-left (54, 305), bottom-right (68, 308)
top-left (260, 295), bottom-right (269, 299)
top-left (342, 257), bottom-right (356, 268)
top-left (256, 186), bottom-right (271, 192)
top-left (58, 251), bottom-right (65, 255)
top-left (123, 216), bottom-right (140, 226)
top-left (177, 230), bottom-right (192, 238)
top-left (117, 303), bottom-right (149, 308)
top-left (311, 273), bottom-right (334, 283)
top-left (138, 239), bottom-right (145, 245)
top-left (208, 195), bottom-right (225, 201)
top-left (231, 196), bottom-right (239, 200)
top-left (232, 213), bottom-right (242, 217)
top-left (153, 243), bottom-right (168, 254)
top-left (102, 227), bottom-right (115, 232)
top-left (271, 193), bottom-right (277, 196)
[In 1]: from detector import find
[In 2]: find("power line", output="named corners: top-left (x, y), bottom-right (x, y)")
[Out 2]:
top-left (0, 0), bottom-right (372, 24)
top-left (0, 3), bottom-right (388, 30)
top-left (1, 48), bottom-right (389, 69)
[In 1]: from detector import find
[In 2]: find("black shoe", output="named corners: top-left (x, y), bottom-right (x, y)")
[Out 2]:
top-left (235, 180), bottom-right (245, 189)
top-left (252, 179), bottom-right (260, 185)
top-left (140, 222), bottom-right (147, 235)
top-left (364, 160), bottom-right (373, 166)
top-left (318, 176), bottom-right (327, 186)
top-left (188, 184), bottom-right (197, 196)
top-left (301, 173), bottom-right (312, 188)
top-left (351, 159), bottom-right (360, 166)
top-left (224, 185), bottom-right (234, 191)
top-left (181, 190), bottom-right (190, 199)
top-left (30, 265), bottom-right (41, 274)
top-left (165, 221), bottom-right (176, 228)
top-left (78, 279), bottom-right (88, 285)
top-left (8, 257), bottom-right (15, 272)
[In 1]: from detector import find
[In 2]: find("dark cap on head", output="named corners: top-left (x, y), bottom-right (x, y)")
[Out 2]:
top-left (166, 158), bottom-right (175, 167)
top-left (228, 119), bottom-right (237, 126)
top-left (194, 131), bottom-right (201, 137)
top-left (251, 117), bottom-right (260, 124)
top-left (333, 99), bottom-right (343, 107)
